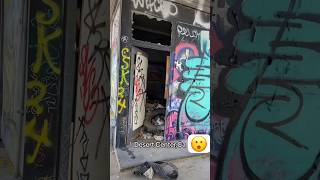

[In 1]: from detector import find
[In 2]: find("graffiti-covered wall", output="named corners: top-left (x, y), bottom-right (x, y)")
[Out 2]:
top-left (110, 2), bottom-right (121, 143)
top-left (115, 0), bottom-right (211, 145)
top-left (166, 24), bottom-right (210, 140)
top-left (116, 0), bottom-right (132, 146)
top-left (24, 0), bottom-right (64, 179)
top-left (130, 0), bottom-right (210, 29)
top-left (212, 0), bottom-right (320, 179)
top-left (72, 0), bottom-right (109, 179)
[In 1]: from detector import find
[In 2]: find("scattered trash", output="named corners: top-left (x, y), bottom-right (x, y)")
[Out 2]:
top-left (144, 108), bottom-right (166, 133)
top-left (133, 161), bottom-right (178, 179)
top-left (143, 166), bottom-right (154, 179)
top-left (135, 101), bottom-right (166, 141)
top-left (153, 135), bottom-right (164, 141)
top-left (143, 133), bottom-right (153, 140)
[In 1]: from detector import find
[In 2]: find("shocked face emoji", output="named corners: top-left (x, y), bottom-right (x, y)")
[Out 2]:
top-left (191, 136), bottom-right (207, 152)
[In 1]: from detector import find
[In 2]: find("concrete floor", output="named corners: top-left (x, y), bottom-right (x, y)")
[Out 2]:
top-left (0, 144), bottom-right (210, 180)
top-left (116, 141), bottom-right (202, 170)
top-left (110, 149), bottom-right (210, 180)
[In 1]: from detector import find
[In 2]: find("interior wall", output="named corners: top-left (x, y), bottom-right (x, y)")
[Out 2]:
top-left (140, 48), bottom-right (168, 104)
top-left (212, 0), bottom-right (320, 179)
top-left (116, 0), bottom-right (211, 146)
top-left (72, 0), bottom-right (109, 179)
top-left (1, 0), bottom-right (27, 176)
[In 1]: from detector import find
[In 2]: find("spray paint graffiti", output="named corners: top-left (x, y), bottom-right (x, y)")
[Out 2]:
top-left (165, 24), bottom-right (210, 140)
top-left (131, 0), bottom-right (178, 19)
top-left (110, 5), bottom-right (121, 122)
top-left (79, 44), bottom-right (101, 125)
top-left (213, 0), bottom-right (320, 179)
top-left (117, 48), bottom-right (130, 114)
top-left (132, 52), bottom-right (148, 130)
top-left (130, 0), bottom-right (209, 29)
top-left (192, 0), bottom-right (210, 29)
top-left (24, 0), bottom-right (63, 179)
top-left (179, 31), bottom-right (210, 122)
top-left (177, 24), bottom-right (200, 40)
top-left (32, 0), bottom-right (62, 75)
top-left (73, 0), bottom-right (109, 179)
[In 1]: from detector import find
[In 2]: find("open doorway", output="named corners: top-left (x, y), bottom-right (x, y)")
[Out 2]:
top-left (131, 47), bottom-right (170, 142)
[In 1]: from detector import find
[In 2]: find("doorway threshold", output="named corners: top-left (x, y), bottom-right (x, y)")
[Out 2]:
top-left (115, 141), bottom-right (203, 170)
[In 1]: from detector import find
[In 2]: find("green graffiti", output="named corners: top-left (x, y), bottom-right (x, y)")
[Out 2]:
top-left (219, 0), bottom-right (320, 179)
top-left (179, 31), bottom-right (210, 123)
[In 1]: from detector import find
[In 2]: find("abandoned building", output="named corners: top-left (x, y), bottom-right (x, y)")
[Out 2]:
top-left (110, 0), bottom-right (211, 169)
top-left (0, 0), bottom-right (211, 179)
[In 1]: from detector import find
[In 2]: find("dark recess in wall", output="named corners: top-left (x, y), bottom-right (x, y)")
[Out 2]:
top-left (132, 13), bottom-right (172, 46)
top-left (140, 47), bottom-right (169, 105)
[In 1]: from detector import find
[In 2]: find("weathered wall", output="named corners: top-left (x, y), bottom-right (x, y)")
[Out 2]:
top-left (116, 0), bottom-right (211, 145)
top-left (212, 0), bottom-right (320, 179)
top-left (110, 0), bottom-right (121, 147)
top-left (130, 0), bottom-right (210, 29)
top-left (72, 0), bottom-right (109, 179)
top-left (1, 0), bottom-right (27, 176)
top-left (0, 0), bottom-right (3, 131)
top-left (165, 24), bottom-right (210, 140)
top-left (23, 0), bottom-right (64, 179)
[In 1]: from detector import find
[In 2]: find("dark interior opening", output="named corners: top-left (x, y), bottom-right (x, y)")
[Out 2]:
top-left (141, 48), bottom-right (169, 106)
top-left (134, 48), bottom-right (170, 141)
top-left (132, 13), bottom-right (172, 46)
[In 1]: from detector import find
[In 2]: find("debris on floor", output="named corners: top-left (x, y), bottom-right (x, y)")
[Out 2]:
top-left (133, 161), bottom-right (178, 179)
top-left (134, 101), bottom-right (167, 141)
top-left (143, 133), bottom-right (153, 140)
top-left (153, 135), bottom-right (164, 141)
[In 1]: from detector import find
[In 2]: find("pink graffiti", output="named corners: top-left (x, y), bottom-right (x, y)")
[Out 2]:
top-left (173, 68), bottom-right (180, 82)
top-left (165, 42), bottom-right (202, 140)
top-left (134, 78), bottom-right (142, 101)
top-left (174, 43), bottom-right (199, 58)
top-left (79, 44), bottom-right (100, 125)
top-left (165, 111), bottom-right (178, 140)
top-left (165, 110), bottom-right (197, 140)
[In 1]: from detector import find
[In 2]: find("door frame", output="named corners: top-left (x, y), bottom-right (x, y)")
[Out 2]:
top-left (127, 47), bottom-right (149, 140)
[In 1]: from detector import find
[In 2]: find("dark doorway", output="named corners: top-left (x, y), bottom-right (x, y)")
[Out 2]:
top-left (131, 47), bottom-right (170, 141)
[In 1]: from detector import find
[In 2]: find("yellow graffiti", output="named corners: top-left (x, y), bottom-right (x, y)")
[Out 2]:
top-left (32, 0), bottom-right (62, 75)
top-left (26, 80), bottom-right (47, 115)
top-left (25, 0), bottom-right (61, 165)
top-left (117, 87), bottom-right (126, 113)
top-left (119, 48), bottom-right (130, 86)
top-left (117, 48), bottom-right (130, 114)
top-left (25, 118), bottom-right (52, 164)
top-left (36, 0), bottom-right (60, 25)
